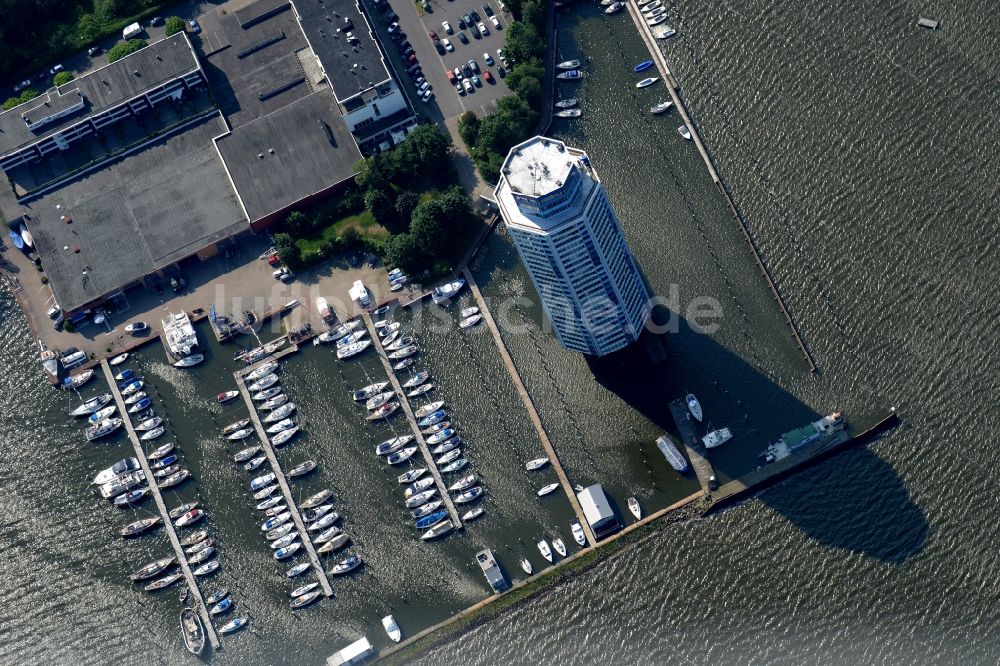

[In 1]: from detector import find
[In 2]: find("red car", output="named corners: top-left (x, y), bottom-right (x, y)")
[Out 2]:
top-left (428, 30), bottom-right (439, 42)
top-left (267, 253), bottom-right (281, 267)
top-left (483, 70), bottom-right (493, 83)
top-left (446, 69), bottom-right (456, 84)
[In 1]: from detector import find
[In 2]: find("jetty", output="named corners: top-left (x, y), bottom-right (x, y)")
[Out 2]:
top-left (462, 268), bottom-right (598, 546)
top-left (234, 364), bottom-right (334, 597)
top-left (99, 360), bottom-right (221, 650)
top-left (666, 398), bottom-right (716, 493)
top-left (360, 312), bottom-right (463, 529)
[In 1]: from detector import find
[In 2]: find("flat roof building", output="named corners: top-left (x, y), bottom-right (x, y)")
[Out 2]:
top-left (576, 484), bottom-right (621, 539)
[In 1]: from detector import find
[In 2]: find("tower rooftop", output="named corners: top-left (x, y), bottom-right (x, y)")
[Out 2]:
top-left (502, 136), bottom-right (583, 198)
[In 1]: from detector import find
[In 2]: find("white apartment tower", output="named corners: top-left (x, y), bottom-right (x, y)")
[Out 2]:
top-left (494, 136), bottom-right (650, 356)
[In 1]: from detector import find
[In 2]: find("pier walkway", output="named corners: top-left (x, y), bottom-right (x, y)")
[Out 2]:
top-left (667, 399), bottom-right (715, 493)
top-left (99, 361), bottom-right (221, 650)
top-left (462, 268), bottom-right (597, 547)
top-left (360, 313), bottom-right (463, 529)
top-left (234, 368), bottom-right (334, 598)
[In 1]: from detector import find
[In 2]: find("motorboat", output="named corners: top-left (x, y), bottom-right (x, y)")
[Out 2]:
top-left (130, 556), bottom-right (176, 581)
top-left (121, 379), bottom-right (144, 396)
top-left (313, 527), bottom-right (342, 545)
top-left (402, 372), bottom-right (430, 390)
top-left (120, 516), bottom-right (161, 537)
top-left (205, 589), bottom-right (229, 606)
top-left (383, 615), bottom-right (402, 643)
top-left (552, 537), bottom-right (567, 557)
top-left (300, 489), bottom-right (333, 510)
top-left (172, 354), bottom-right (204, 368)
top-left (414, 401), bottom-right (445, 418)
top-left (571, 521), bottom-right (586, 546)
top-left (168, 501), bottom-right (198, 519)
top-left (422, 421), bottom-right (451, 436)
top-left (447, 474), bottom-right (477, 492)
top-left (556, 59), bottom-right (580, 70)
top-left (634, 60), bottom-right (654, 73)
top-left (254, 484), bottom-right (279, 500)
top-left (115, 368), bottom-right (135, 382)
top-left (135, 416), bottom-right (162, 432)
top-left (253, 386), bottom-right (282, 402)
top-left (453, 486), bottom-right (483, 504)
top-left (174, 509), bottom-right (206, 528)
top-left (144, 573), bottom-right (183, 591)
top-left (127, 397), bottom-right (152, 414)
top-left (537, 539), bottom-right (553, 563)
top-left (658, 27), bottom-right (677, 39)
top-left (270, 533), bottom-right (299, 550)
top-left (92, 457), bottom-right (139, 485)
top-left (703, 427), bottom-right (733, 449)
top-left (217, 390), bottom-right (239, 404)
top-left (247, 373), bottom-right (279, 392)
top-left (286, 562), bottom-right (312, 578)
top-left (180, 608), bottom-right (205, 656)
top-left (188, 547), bottom-right (216, 565)
top-left (525, 457), bottom-right (549, 471)
top-left (404, 477), bottom-right (435, 498)
top-left (459, 313), bottom-right (484, 327)
top-left (109, 353), bottom-right (129, 366)
top-left (651, 101), bottom-right (673, 114)
top-left (244, 455), bottom-right (267, 471)
top-left (415, 510), bottom-right (448, 530)
top-left (218, 617), bottom-right (248, 634)
top-left (604, 2), bottom-right (623, 14)
top-left (266, 418), bottom-right (296, 434)
top-left (678, 125), bottom-right (692, 140)
top-left (274, 542), bottom-right (302, 560)
top-left (234, 446), bottom-right (261, 463)
top-left (336, 331), bottom-right (368, 348)
top-left (431, 437), bottom-right (462, 455)
top-left (252, 473), bottom-right (278, 492)
top-left (427, 428), bottom-right (455, 445)
top-left (417, 410), bottom-right (447, 427)
top-left (411, 500), bottom-right (443, 519)
top-left (636, 77), bottom-right (659, 88)
top-left (628, 497), bottom-right (642, 519)
top-left (71, 393), bottom-right (112, 417)
top-left (398, 467), bottom-right (427, 484)
top-left (316, 534), bottom-right (350, 554)
top-left (432, 279), bottom-right (465, 305)
top-left (113, 488), bottom-right (150, 507)
top-left (337, 340), bottom-right (372, 359)
top-left (159, 469), bottom-right (190, 489)
top-left (186, 538), bottom-right (215, 555)
top-left (377, 435), bottom-right (415, 456)
top-left (179, 530), bottom-right (209, 549)
top-left (385, 335), bottom-right (415, 352)
top-left (140, 426), bottom-right (165, 441)
top-left (316, 296), bottom-right (335, 322)
top-left (290, 582), bottom-right (320, 599)
top-left (287, 460), bottom-right (317, 478)
top-left (378, 322), bottom-right (401, 337)
top-left (99, 470), bottom-right (146, 499)
top-left (152, 454), bottom-right (179, 471)
top-left (246, 362), bottom-right (279, 382)
top-left (353, 381), bottom-right (390, 401)
top-left (556, 69), bottom-right (583, 80)
top-left (86, 418), bottom-right (123, 441)
top-left (192, 559), bottom-right (220, 576)
top-left (462, 507), bottom-right (485, 521)
top-left (271, 426), bottom-right (300, 447)
top-left (421, 520), bottom-right (454, 541)
top-left (648, 14), bottom-right (667, 25)
top-left (209, 597), bottom-right (232, 615)
top-left (290, 590), bottom-right (322, 609)
top-left (537, 483), bottom-right (559, 497)
top-left (124, 391), bottom-right (147, 406)
top-left (125, 322), bottom-right (148, 334)
top-left (405, 489), bottom-right (437, 508)
top-left (439, 458), bottom-right (468, 473)
top-left (328, 555), bottom-right (362, 576)
top-left (520, 557), bottom-right (533, 575)
top-left (367, 402), bottom-right (399, 421)
top-left (657, 435), bottom-right (689, 472)
top-left (260, 394), bottom-right (288, 411)
top-left (264, 403), bottom-right (296, 423)
top-left (686, 393), bottom-right (703, 421)
top-left (393, 358), bottom-right (414, 371)
top-left (388, 345), bottom-right (418, 360)
top-left (148, 442), bottom-right (175, 460)
top-left (365, 391), bottom-right (395, 411)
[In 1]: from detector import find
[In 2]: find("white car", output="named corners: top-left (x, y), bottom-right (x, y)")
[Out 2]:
top-left (499, 1), bottom-right (508, 11)
top-left (50, 64), bottom-right (65, 75)
top-left (478, 22), bottom-right (489, 36)
top-left (442, 21), bottom-right (453, 34)
top-left (489, 16), bottom-right (500, 29)
top-left (462, 78), bottom-right (473, 93)
top-left (442, 38), bottom-right (453, 52)
top-left (421, 89), bottom-right (434, 102)
top-left (484, 53), bottom-right (494, 66)
top-left (272, 267), bottom-right (294, 282)
top-left (418, 81), bottom-right (431, 94)
top-left (13, 79), bottom-right (31, 92)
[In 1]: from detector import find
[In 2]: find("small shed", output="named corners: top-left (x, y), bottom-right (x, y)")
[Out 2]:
top-left (326, 636), bottom-right (374, 665)
top-left (576, 484), bottom-right (621, 539)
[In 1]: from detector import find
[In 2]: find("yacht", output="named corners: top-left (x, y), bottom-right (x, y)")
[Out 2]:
top-left (92, 457), bottom-right (139, 485)
top-left (536, 483), bottom-right (559, 497)
top-left (525, 457), bottom-right (549, 471)
top-left (571, 521), bottom-right (586, 546)
top-left (556, 59), bottom-right (581, 69)
top-left (432, 279), bottom-right (466, 304)
top-left (162, 311), bottom-right (198, 357)
top-left (382, 615), bottom-right (402, 643)
top-left (537, 539), bottom-right (553, 563)
top-left (554, 98), bottom-right (578, 109)
top-left (702, 427), bottom-right (733, 449)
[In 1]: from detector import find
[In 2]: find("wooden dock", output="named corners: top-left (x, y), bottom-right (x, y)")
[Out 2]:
top-left (360, 312), bottom-right (463, 529)
top-left (99, 360), bottom-right (221, 650)
top-left (462, 268), bottom-right (597, 547)
top-left (234, 370), bottom-right (335, 598)
top-left (666, 399), bottom-right (716, 493)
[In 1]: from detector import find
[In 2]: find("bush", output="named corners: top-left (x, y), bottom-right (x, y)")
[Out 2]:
top-left (164, 16), bottom-right (186, 37)
top-left (458, 111), bottom-right (480, 148)
top-left (107, 39), bottom-right (148, 63)
top-left (62, 319), bottom-right (75, 332)
top-left (394, 191), bottom-right (419, 221)
top-left (53, 71), bottom-right (74, 86)
top-left (3, 89), bottom-right (39, 111)
top-left (274, 232), bottom-right (302, 270)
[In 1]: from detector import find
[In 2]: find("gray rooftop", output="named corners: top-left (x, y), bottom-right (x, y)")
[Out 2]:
top-left (21, 114), bottom-right (246, 312)
top-left (215, 88), bottom-right (361, 223)
top-left (295, 0), bottom-right (393, 103)
top-left (0, 34), bottom-right (200, 156)
top-left (502, 136), bottom-right (583, 198)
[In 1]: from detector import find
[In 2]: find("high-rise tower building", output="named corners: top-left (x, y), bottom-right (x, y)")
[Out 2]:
top-left (494, 136), bottom-right (650, 356)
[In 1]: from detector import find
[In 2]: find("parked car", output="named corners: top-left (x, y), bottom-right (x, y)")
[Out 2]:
top-left (478, 22), bottom-right (489, 36)
top-left (49, 64), bottom-right (64, 75)
top-left (442, 21), bottom-right (453, 34)
top-left (388, 22), bottom-right (401, 34)
top-left (421, 89), bottom-right (434, 102)
top-left (483, 3), bottom-right (494, 16)
top-left (87, 46), bottom-right (101, 57)
top-left (454, 67), bottom-right (463, 79)
top-left (490, 15), bottom-right (501, 29)
top-left (468, 59), bottom-right (480, 73)
top-left (446, 69), bottom-right (456, 84)
top-left (46, 303), bottom-right (61, 319)
top-left (483, 70), bottom-right (494, 83)
top-left (273, 267), bottom-right (294, 282)
top-left (13, 79), bottom-right (31, 92)
top-left (484, 53), bottom-right (494, 66)
top-left (462, 78), bottom-right (473, 93)
top-left (458, 17), bottom-right (467, 29)
top-left (442, 38), bottom-right (453, 52)
top-left (458, 31), bottom-right (469, 44)
top-left (461, 64), bottom-right (472, 77)
top-left (418, 81), bottom-right (430, 94)
top-left (499, 0), bottom-right (508, 11)
top-left (188, 19), bottom-right (201, 33)
top-left (148, 16), bottom-right (163, 27)
top-left (267, 253), bottom-right (282, 266)
top-left (470, 9), bottom-right (481, 21)
top-left (427, 30), bottom-right (439, 42)
top-left (496, 64), bottom-right (505, 77)
top-left (386, 12), bottom-right (400, 24)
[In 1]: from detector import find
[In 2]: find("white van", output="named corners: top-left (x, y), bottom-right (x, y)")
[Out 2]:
top-left (122, 22), bottom-right (143, 40)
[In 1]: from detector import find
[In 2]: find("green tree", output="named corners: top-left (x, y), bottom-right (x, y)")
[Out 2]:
top-left (165, 16), bottom-right (186, 37)
top-left (340, 227), bottom-right (361, 249)
top-left (274, 232), bottom-right (302, 270)
top-left (394, 191), bottom-right (419, 221)
top-left (512, 74), bottom-right (542, 110)
top-left (397, 123), bottom-right (452, 178)
top-left (3, 89), bottom-right (39, 110)
top-left (384, 233), bottom-right (426, 274)
top-left (506, 59), bottom-right (544, 93)
top-left (364, 188), bottom-right (397, 228)
top-left (107, 39), bottom-right (148, 63)
top-left (457, 111), bottom-right (480, 148)
top-left (53, 70), bottom-right (74, 86)
top-left (504, 21), bottom-right (544, 67)
top-left (285, 211), bottom-right (308, 236)
top-left (521, 0), bottom-right (546, 31)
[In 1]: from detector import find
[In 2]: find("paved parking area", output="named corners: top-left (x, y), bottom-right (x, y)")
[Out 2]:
top-left (367, 0), bottom-right (513, 122)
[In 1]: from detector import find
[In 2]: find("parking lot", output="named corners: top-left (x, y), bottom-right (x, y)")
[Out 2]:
top-left (368, 0), bottom-right (513, 121)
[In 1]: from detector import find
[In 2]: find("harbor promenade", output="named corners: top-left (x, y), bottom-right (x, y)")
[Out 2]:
top-left (99, 360), bottom-right (221, 650)
top-left (462, 268), bottom-right (598, 547)
top-left (234, 366), bottom-right (334, 598)
top-left (360, 312), bottom-right (463, 529)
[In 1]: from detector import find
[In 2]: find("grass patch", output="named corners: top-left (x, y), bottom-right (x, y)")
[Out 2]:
top-left (295, 209), bottom-right (387, 256)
